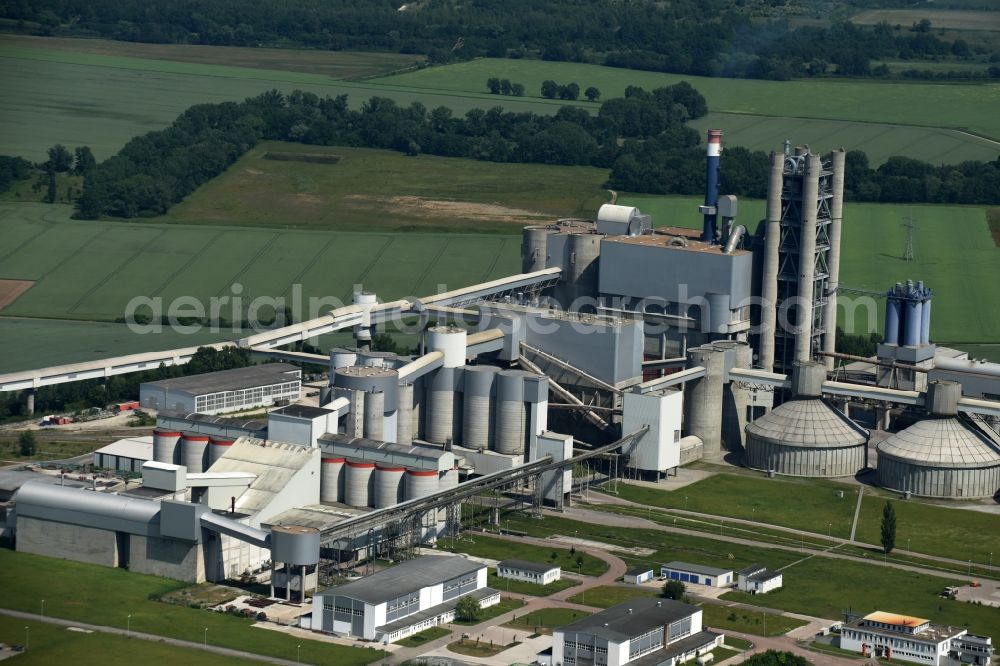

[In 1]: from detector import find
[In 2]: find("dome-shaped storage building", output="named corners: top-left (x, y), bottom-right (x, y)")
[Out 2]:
top-left (745, 362), bottom-right (868, 477)
top-left (877, 381), bottom-right (1000, 499)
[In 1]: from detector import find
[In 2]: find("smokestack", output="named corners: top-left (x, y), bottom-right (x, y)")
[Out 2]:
top-left (760, 151), bottom-right (783, 372)
top-left (701, 129), bottom-right (723, 243)
top-left (794, 154), bottom-right (821, 363)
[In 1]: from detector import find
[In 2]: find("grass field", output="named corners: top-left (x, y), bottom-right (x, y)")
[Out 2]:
top-left (850, 9), bottom-right (1000, 31)
top-left (503, 607), bottom-right (590, 634)
top-left (0, 616), bottom-right (260, 665)
top-left (442, 534), bottom-right (608, 576)
top-left (0, 438), bottom-right (100, 462)
top-left (612, 475), bottom-right (860, 540)
top-left (617, 194), bottom-right (1000, 344)
top-left (699, 604), bottom-right (808, 637)
top-left (395, 626), bottom-right (451, 647)
top-left (566, 585), bottom-right (659, 608)
top-left (487, 572), bottom-right (581, 597)
top-left (0, 549), bottom-right (382, 666)
top-left (451, 597), bottom-right (525, 626)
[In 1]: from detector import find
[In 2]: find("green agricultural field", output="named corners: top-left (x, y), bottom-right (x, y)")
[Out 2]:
top-left (377, 58), bottom-right (1000, 138)
top-left (0, 549), bottom-right (382, 666)
top-left (850, 9), bottom-right (1000, 31)
top-left (504, 607), bottom-right (591, 634)
top-left (612, 475), bottom-right (860, 540)
top-left (0, 616), bottom-right (261, 665)
top-left (617, 194), bottom-right (1000, 344)
top-left (441, 534), bottom-right (608, 576)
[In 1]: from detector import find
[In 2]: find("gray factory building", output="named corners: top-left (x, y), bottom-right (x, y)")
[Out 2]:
top-left (140, 364), bottom-right (301, 415)
top-left (877, 381), bottom-right (1000, 499)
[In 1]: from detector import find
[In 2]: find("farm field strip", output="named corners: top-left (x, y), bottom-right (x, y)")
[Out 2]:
top-left (850, 9), bottom-right (1000, 31)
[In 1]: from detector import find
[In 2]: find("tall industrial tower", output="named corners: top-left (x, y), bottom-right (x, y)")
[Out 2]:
top-left (760, 146), bottom-right (846, 373)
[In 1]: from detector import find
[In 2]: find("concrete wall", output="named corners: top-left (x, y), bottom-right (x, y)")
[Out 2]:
top-left (129, 533), bottom-right (205, 583)
top-left (17, 516), bottom-right (119, 567)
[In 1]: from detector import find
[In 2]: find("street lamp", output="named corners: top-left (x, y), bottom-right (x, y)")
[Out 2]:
top-left (40, 599), bottom-right (45, 618)
top-left (127, 614), bottom-right (132, 639)
top-left (827, 522), bottom-right (832, 538)
top-left (685, 496), bottom-right (689, 511)
top-left (907, 538), bottom-right (911, 553)
top-left (751, 508), bottom-right (756, 522)
top-left (204, 627), bottom-right (208, 648)
top-left (24, 626), bottom-right (29, 651)
top-left (297, 644), bottom-right (301, 664)
top-left (968, 560), bottom-right (972, 576)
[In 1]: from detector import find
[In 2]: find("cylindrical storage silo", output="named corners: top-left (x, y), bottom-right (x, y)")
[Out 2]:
top-left (153, 429), bottom-right (182, 464)
top-left (426, 367), bottom-right (458, 444)
top-left (397, 383), bottom-right (414, 445)
top-left (903, 299), bottom-right (922, 346)
top-left (412, 378), bottom-right (424, 441)
top-left (522, 226), bottom-right (555, 273)
top-left (495, 370), bottom-right (526, 455)
top-left (720, 342), bottom-right (751, 452)
top-left (181, 433), bottom-right (209, 473)
top-left (363, 391), bottom-right (385, 440)
top-left (405, 469), bottom-right (439, 501)
top-left (427, 326), bottom-right (467, 368)
top-left (344, 460), bottom-right (375, 508)
top-left (439, 466), bottom-right (458, 491)
top-left (321, 457), bottom-right (345, 503)
top-left (359, 351), bottom-right (396, 368)
top-left (330, 348), bottom-right (358, 370)
top-left (920, 299), bottom-right (932, 345)
top-left (463, 366), bottom-right (498, 450)
top-left (557, 233), bottom-right (602, 307)
top-left (374, 465), bottom-right (405, 508)
top-left (685, 346), bottom-right (725, 460)
top-left (884, 297), bottom-right (901, 345)
top-left (209, 436), bottom-right (234, 466)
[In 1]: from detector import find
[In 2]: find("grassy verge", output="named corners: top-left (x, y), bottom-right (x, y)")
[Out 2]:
top-left (700, 604), bottom-right (808, 637)
top-left (503, 608), bottom-right (591, 635)
top-left (725, 636), bottom-right (754, 650)
top-left (0, 549), bottom-right (383, 666)
top-left (566, 585), bottom-right (659, 608)
top-left (487, 572), bottom-right (580, 597)
top-left (0, 615), bottom-right (261, 665)
top-left (452, 598), bottom-right (525, 626)
top-left (442, 533), bottom-right (608, 576)
top-left (394, 626), bottom-right (450, 647)
top-left (710, 646), bottom-right (743, 662)
top-left (447, 638), bottom-right (519, 657)
top-left (0, 438), bottom-right (102, 463)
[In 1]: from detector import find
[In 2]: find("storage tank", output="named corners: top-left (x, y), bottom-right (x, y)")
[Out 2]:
top-left (208, 436), bottom-right (234, 466)
top-left (685, 346), bottom-right (725, 460)
top-left (330, 348), bottom-right (358, 370)
top-left (397, 383), bottom-right (414, 445)
top-left (522, 225), bottom-right (556, 273)
top-left (405, 468), bottom-right (439, 501)
top-left (181, 433), bottom-right (209, 473)
top-left (153, 429), bottom-right (182, 464)
top-left (745, 362), bottom-right (868, 477)
top-left (344, 460), bottom-right (375, 507)
top-left (495, 370), bottom-right (527, 455)
top-left (557, 232), bottom-right (602, 307)
top-left (903, 296), bottom-right (922, 346)
top-left (426, 367), bottom-right (460, 445)
top-left (363, 391), bottom-right (385, 440)
top-left (877, 381), bottom-right (1000, 499)
top-left (427, 326), bottom-right (467, 368)
top-left (884, 295), bottom-right (902, 345)
top-left (463, 365), bottom-right (498, 450)
top-left (321, 457), bottom-right (345, 503)
top-left (375, 465), bottom-right (405, 508)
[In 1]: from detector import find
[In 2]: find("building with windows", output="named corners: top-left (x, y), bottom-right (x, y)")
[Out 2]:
top-left (624, 567), bottom-right (656, 585)
top-left (661, 562), bottom-right (733, 588)
top-left (92, 436), bottom-right (153, 473)
top-left (553, 597), bottom-right (721, 666)
top-left (497, 559), bottom-right (562, 585)
top-left (140, 364), bottom-right (301, 415)
top-left (736, 564), bottom-right (783, 595)
top-left (840, 611), bottom-right (994, 666)
top-left (311, 556), bottom-right (500, 643)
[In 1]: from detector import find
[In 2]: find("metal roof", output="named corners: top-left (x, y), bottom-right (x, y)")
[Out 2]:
top-left (557, 597), bottom-right (698, 642)
top-left (747, 569), bottom-right (782, 583)
top-left (498, 559), bottom-right (560, 575)
top-left (662, 561), bottom-right (732, 577)
top-left (269, 404), bottom-right (333, 420)
top-left (14, 481), bottom-right (160, 536)
top-left (319, 434), bottom-right (454, 471)
top-left (94, 436), bottom-right (153, 460)
top-left (0, 470), bottom-right (88, 495)
top-left (863, 612), bottom-right (929, 627)
top-left (877, 417), bottom-right (1000, 468)
top-left (317, 555), bottom-right (485, 605)
top-left (261, 504), bottom-right (367, 531)
top-left (207, 438), bottom-right (317, 517)
top-left (626, 566), bottom-right (654, 576)
top-left (158, 411), bottom-right (268, 433)
top-left (745, 398), bottom-right (868, 448)
top-left (141, 364), bottom-right (300, 396)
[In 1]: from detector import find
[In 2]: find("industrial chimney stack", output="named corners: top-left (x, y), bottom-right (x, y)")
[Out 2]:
top-left (700, 129), bottom-right (723, 243)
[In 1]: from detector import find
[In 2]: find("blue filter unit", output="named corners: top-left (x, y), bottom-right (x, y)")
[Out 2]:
top-left (903, 298), bottom-right (922, 346)
top-left (884, 296), bottom-right (901, 345)
top-left (920, 299), bottom-right (932, 345)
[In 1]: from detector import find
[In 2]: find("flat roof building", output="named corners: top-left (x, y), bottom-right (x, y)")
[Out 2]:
top-left (841, 611), bottom-right (994, 666)
top-left (93, 436), bottom-right (153, 474)
top-left (140, 364), bottom-right (301, 415)
top-left (624, 566), bottom-right (656, 585)
top-left (553, 597), bottom-right (721, 666)
top-left (736, 564), bottom-right (783, 595)
top-left (661, 561), bottom-right (733, 588)
top-left (311, 555), bottom-right (499, 643)
top-left (497, 559), bottom-right (561, 585)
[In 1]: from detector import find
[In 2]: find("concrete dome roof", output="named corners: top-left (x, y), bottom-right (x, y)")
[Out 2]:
top-left (745, 398), bottom-right (867, 448)
top-left (876, 418), bottom-right (1000, 469)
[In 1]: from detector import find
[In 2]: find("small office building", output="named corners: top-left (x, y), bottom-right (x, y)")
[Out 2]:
top-left (311, 556), bottom-right (500, 643)
top-left (840, 611), bottom-right (994, 666)
top-left (497, 559), bottom-right (562, 586)
top-left (553, 597), bottom-right (721, 666)
top-left (140, 364), bottom-right (301, 415)
top-left (624, 566), bottom-right (656, 585)
top-left (661, 561), bottom-right (733, 588)
top-left (737, 564), bottom-right (783, 595)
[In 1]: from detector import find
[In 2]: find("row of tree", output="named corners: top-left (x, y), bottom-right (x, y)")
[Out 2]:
top-left (540, 80), bottom-right (600, 102)
top-left (6, 0), bottom-right (997, 82)
top-left (486, 78), bottom-right (525, 97)
top-left (0, 155), bottom-right (32, 194)
top-left (0, 347), bottom-right (252, 420)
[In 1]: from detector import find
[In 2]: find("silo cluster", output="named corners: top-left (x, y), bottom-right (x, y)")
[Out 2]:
top-left (876, 381), bottom-right (1000, 499)
top-left (152, 428), bottom-right (232, 472)
top-left (884, 280), bottom-right (932, 347)
top-left (745, 362), bottom-right (868, 477)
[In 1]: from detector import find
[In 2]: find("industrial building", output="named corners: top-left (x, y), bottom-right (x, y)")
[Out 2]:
top-left (660, 562), bottom-right (733, 588)
top-left (736, 564), bottom-right (783, 595)
top-left (496, 559), bottom-right (561, 585)
top-left (139, 364), bottom-right (302, 414)
top-left (553, 597), bottom-right (721, 666)
top-left (840, 611), bottom-right (994, 666)
top-left (624, 567), bottom-right (656, 585)
top-left (309, 555), bottom-right (498, 643)
top-left (92, 436), bottom-right (153, 473)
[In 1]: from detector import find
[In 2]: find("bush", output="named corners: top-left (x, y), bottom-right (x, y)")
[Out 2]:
top-left (662, 580), bottom-right (686, 600)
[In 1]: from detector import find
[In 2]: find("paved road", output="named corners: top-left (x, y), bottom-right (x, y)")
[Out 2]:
top-left (0, 608), bottom-right (300, 665)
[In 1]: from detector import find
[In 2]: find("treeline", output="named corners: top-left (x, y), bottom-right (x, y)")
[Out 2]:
top-left (76, 83), bottom-right (708, 219)
top-left (0, 347), bottom-right (251, 420)
top-left (6, 0), bottom-right (999, 82)
top-left (0, 155), bottom-right (32, 194)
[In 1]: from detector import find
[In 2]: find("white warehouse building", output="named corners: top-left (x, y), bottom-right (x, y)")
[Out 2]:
top-left (139, 364), bottom-right (301, 415)
top-left (497, 559), bottom-right (561, 585)
top-left (737, 564), bottom-right (783, 595)
top-left (311, 556), bottom-right (500, 643)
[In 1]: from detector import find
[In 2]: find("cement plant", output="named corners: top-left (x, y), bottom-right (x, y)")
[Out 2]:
top-left (1, 133), bottom-right (997, 666)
